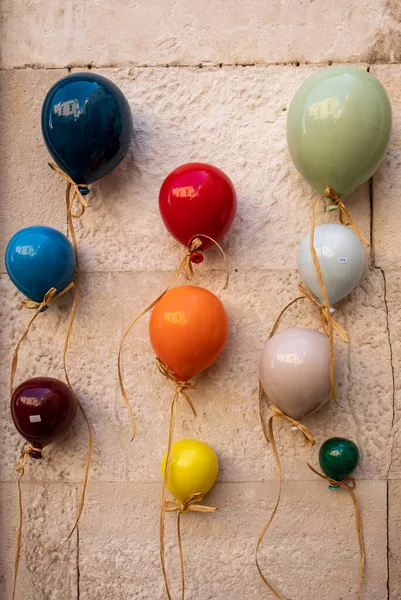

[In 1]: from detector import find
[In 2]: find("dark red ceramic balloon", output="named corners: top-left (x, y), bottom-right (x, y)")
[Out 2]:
top-left (11, 377), bottom-right (77, 459)
top-left (159, 163), bottom-right (237, 254)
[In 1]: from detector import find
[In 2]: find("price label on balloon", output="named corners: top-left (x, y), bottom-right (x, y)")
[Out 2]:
top-left (6, 71), bottom-right (134, 600)
top-left (255, 66), bottom-right (391, 600)
top-left (118, 162), bottom-right (236, 439)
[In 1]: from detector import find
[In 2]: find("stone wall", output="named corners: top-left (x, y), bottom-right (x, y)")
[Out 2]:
top-left (1, 2), bottom-right (400, 599)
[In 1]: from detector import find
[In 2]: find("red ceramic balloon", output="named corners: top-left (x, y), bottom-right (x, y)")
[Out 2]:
top-left (159, 163), bottom-right (237, 254)
top-left (11, 377), bottom-right (77, 458)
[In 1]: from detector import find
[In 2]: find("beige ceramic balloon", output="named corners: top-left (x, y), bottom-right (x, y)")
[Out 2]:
top-left (259, 327), bottom-right (334, 421)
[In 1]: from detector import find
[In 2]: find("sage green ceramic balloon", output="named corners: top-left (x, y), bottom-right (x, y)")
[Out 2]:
top-left (287, 66), bottom-right (392, 197)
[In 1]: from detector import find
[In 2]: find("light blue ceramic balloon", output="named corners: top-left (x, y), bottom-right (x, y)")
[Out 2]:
top-left (298, 223), bottom-right (365, 305)
top-left (5, 226), bottom-right (76, 303)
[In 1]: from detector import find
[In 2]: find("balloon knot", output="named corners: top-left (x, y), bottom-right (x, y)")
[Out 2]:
top-left (324, 186), bottom-right (340, 201)
top-left (78, 185), bottom-right (90, 196)
top-left (28, 447), bottom-right (43, 459)
top-left (190, 251), bottom-right (204, 264)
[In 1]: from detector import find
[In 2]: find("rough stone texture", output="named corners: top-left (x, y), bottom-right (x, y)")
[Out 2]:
top-left (0, 265), bottom-right (392, 485)
top-left (0, 66), bottom-right (371, 275)
top-left (0, 483), bottom-right (78, 600)
top-left (79, 481), bottom-right (386, 600)
top-left (371, 65), bottom-right (401, 271)
top-left (0, 0), bottom-right (400, 68)
top-left (389, 481), bottom-right (401, 598)
top-left (383, 270), bottom-right (401, 480)
top-left (0, 5), bottom-right (400, 600)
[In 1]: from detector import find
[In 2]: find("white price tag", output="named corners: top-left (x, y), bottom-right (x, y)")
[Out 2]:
top-left (29, 415), bottom-right (41, 423)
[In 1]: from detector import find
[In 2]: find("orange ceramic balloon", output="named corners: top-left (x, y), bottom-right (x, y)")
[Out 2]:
top-left (149, 285), bottom-right (229, 381)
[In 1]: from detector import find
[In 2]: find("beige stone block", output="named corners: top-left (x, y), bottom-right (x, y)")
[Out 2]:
top-left (381, 272), bottom-right (401, 478)
top-left (76, 65), bottom-right (371, 274)
top-left (389, 480), bottom-right (401, 598)
top-left (0, 482), bottom-right (77, 600)
top-left (0, 1), bottom-right (399, 68)
top-left (371, 64), bottom-right (401, 271)
top-left (0, 70), bottom-right (68, 266)
top-left (0, 67), bottom-right (371, 275)
top-left (78, 480), bottom-right (386, 600)
top-left (1, 262), bottom-right (392, 482)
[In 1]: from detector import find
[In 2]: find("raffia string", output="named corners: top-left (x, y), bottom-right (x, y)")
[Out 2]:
top-left (48, 162), bottom-right (89, 218)
top-left (323, 187), bottom-right (370, 246)
top-left (118, 234), bottom-right (229, 441)
top-left (269, 283), bottom-right (349, 345)
top-left (266, 279), bottom-right (349, 409)
top-left (11, 444), bottom-right (42, 600)
top-left (10, 283), bottom-right (74, 397)
top-left (156, 358), bottom-right (202, 600)
top-left (42, 163), bottom-right (93, 552)
top-left (307, 463), bottom-right (365, 600)
top-left (164, 492), bottom-right (218, 600)
top-left (308, 187), bottom-right (369, 409)
top-left (256, 391), bottom-right (316, 599)
top-left (11, 164), bottom-right (94, 598)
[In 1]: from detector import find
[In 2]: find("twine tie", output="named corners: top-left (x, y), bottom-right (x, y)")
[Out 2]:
top-left (118, 234), bottom-right (228, 441)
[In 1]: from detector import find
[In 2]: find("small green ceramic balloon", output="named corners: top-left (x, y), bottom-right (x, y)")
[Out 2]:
top-left (287, 66), bottom-right (392, 197)
top-left (319, 437), bottom-right (360, 488)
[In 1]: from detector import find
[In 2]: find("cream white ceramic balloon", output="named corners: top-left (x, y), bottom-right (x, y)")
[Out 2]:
top-left (298, 223), bottom-right (365, 306)
top-left (259, 327), bottom-right (333, 421)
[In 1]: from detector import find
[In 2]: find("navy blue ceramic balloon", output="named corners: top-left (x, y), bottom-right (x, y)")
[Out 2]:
top-left (5, 226), bottom-right (76, 303)
top-left (41, 72), bottom-right (133, 186)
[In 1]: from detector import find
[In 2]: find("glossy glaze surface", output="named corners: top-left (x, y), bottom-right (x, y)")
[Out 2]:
top-left (42, 72), bottom-right (133, 184)
top-left (11, 377), bottom-right (77, 456)
top-left (298, 223), bottom-right (366, 305)
top-left (5, 225), bottom-right (76, 303)
top-left (287, 66), bottom-right (392, 196)
top-left (319, 437), bottom-right (360, 481)
top-left (149, 285), bottom-right (229, 381)
top-left (161, 439), bottom-right (218, 504)
top-left (159, 162), bottom-right (237, 250)
top-left (259, 327), bottom-right (332, 421)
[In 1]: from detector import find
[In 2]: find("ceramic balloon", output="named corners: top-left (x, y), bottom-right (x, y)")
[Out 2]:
top-left (5, 226), bottom-right (76, 303)
top-left (159, 163), bottom-right (237, 252)
top-left (149, 285), bottom-right (229, 381)
top-left (287, 66), bottom-right (392, 197)
top-left (259, 327), bottom-right (334, 421)
top-left (11, 377), bottom-right (77, 458)
top-left (298, 223), bottom-right (365, 305)
top-left (319, 437), bottom-right (360, 484)
top-left (42, 72), bottom-right (133, 187)
top-left (161, 439), bottom-right (218, 504)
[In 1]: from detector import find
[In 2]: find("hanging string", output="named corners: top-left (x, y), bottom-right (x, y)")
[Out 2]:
top-left (307, 190), bottom-right (366, 600)
top-left (10, 283), bottom-right (74, 397)
top-left (323, 187), bottom-right (370, 246)
top-left (307, 463), bottom-right (365, 600)
top-left (308, 188), bottom-right (369, 407)
top-left (256, 386), bottom-right (316, 599)
top-left (268, 283), bottom-right (349, 344)
top-left (254, 187), bottom-right (367, 597)
top-left (118, 234), bottom-right (229, 441)
top-left (264, 277), bottom-right (349, 408)
top-left (11, 444), bottom-right (42, 600)
top-left (155, 358), bottom-right (201, 600)
top-left (42, 164), bottom-right (93, 550)
top-left (10, 165), bottom-right (94, 598)
top-left (163, 492), bottom-right (218, 600)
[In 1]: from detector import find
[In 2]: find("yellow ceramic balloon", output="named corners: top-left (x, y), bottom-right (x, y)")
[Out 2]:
top-left (161, 439), bottom-right (218, 504)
